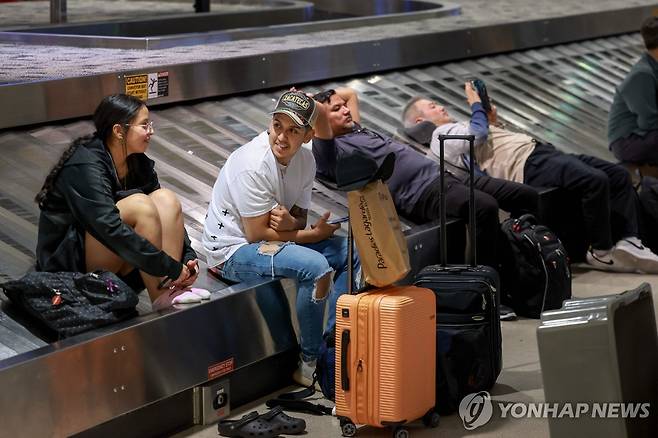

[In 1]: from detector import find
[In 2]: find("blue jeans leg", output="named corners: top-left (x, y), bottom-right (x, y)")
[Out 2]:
top-left (220, 242), bottom-right (334, 361)
top-left (302, 236), bottom-right (358, 332)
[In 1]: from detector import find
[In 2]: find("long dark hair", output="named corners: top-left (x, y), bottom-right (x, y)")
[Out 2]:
top-left (35, 94), bottom-right (145, 207)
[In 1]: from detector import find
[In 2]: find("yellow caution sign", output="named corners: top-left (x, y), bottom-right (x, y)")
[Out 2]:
top-left (125, 74), bottom-right (148, 100)
top-left (124, 72), bottom-right (169, 101)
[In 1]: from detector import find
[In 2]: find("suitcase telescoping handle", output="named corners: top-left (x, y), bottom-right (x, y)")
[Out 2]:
top-left (347, 223), bottom-right (354, 294)
top-left (438, 134), bottom-right (476, 267)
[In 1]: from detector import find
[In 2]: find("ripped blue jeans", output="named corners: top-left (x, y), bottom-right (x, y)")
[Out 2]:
top-left (219, 236), bottom-right (351, 361)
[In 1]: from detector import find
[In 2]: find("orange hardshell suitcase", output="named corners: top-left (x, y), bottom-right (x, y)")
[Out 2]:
top-left (335, 285), bottom-right (439, 437)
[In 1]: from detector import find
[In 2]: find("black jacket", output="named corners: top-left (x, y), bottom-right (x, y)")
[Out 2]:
top-left (36, 136), bottom-right (195, 280)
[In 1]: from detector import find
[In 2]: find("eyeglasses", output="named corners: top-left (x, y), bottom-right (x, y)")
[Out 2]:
top-left (313, 89), bottom-right (336, 103)
top-left (125, 121), bottom-right (154, 132)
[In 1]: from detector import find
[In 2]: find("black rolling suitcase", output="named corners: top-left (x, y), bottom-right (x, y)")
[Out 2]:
top-left (414, 134), bottom-right (502, 415)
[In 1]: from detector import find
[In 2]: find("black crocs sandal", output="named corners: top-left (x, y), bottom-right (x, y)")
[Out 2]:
top-left (259, 406), bottom-right (306, 435)
top-left (217, 411), bottom-right (281, 438)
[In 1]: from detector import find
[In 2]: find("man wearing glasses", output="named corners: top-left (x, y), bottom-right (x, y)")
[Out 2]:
top-left (203, 91), bottom-right (350, 386)
top-left (312, 88), bottom-right (541, 320)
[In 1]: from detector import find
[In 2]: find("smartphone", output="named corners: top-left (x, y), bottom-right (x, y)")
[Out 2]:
top-left (470, 78), bottom-right (492, 113)
top-left (327, 215), bottom-right (349, 225)
top-left (159, 264), bottom-right (197, 289)
top-left (158, 276), bottom-right (173, 290)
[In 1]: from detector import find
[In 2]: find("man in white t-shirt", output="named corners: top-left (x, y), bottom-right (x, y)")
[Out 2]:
top-left (203, 91), bottom-right (349, 386)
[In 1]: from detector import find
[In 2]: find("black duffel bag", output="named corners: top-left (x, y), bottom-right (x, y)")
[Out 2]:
top-left (1, 270), bottom-right (139, 338)
top-left (500, 214), bottom-right (572, 318)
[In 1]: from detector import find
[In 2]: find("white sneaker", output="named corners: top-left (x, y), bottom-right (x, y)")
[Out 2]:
top-left (585, 248), bottom-right (632, 273)
top-left (498, 304), bottom-right (518, 321)
top-left (292, 358), bottom-right (318, 388)
top-left (614, 238), bottom-right (658, 274)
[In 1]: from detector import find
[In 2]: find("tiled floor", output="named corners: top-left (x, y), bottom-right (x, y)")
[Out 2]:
top-left (173, 268), bottom-right (658, 437)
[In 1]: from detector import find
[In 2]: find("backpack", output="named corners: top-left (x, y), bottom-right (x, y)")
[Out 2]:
top-left (500, 214), bottom-right (572, 318)
top-left (315, 326), bottom-right (336, 401)
top-left (265, 327), bottom-right (335, 415)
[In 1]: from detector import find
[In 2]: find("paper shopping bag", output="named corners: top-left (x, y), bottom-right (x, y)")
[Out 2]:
top-left (347, 180), bottom-right (410, 287)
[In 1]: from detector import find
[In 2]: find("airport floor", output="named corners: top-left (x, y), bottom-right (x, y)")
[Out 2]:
top-left (172, 267), bottom-right (658, 438)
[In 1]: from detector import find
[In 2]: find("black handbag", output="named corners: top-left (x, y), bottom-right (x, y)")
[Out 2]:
top-left (1, 270), bottom-right (139, 338)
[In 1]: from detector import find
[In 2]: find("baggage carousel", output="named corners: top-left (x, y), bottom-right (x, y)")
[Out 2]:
top-left (0, 31), bottom-right (643, 283)
top-left (0, 0), bottom-right (652, 435)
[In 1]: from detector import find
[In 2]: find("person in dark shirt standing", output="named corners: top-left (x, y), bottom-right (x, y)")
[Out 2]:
top-left (609, 16), bottom-right (658, 174)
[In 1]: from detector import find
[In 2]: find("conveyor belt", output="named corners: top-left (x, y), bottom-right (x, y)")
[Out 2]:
top-left (0, 33), bottom-right (643, 360)
top-left (2, 0), bottom-right (655, 131)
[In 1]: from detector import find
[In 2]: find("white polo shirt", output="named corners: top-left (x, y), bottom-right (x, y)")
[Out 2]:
top-left (203, 131), bottom-right (316, 267)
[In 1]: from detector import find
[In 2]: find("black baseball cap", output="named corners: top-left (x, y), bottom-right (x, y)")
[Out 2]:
top-left (271, 91), bottom-right (318, 128)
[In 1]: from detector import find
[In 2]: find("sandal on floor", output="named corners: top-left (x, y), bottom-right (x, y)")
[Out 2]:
top-left (217, 411), bottom-right (281, 438)
top-left (259, 406), bottom-right (306, 435)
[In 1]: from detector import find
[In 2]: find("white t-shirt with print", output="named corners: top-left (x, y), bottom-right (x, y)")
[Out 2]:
top-left (203, 131), bottom-right (316, 267)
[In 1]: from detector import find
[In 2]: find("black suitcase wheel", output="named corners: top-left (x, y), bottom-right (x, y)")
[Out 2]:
top-left (422, 409), bottom-right (440, 428)
top-left (392, 426), bottom-right (409, 438)
top-left (340, 419), bottom-right (357, 437)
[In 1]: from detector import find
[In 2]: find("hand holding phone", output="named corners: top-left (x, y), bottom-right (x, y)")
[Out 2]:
top-left (158, 261), bottom-right (198, 290)
top-left (327, 215), bottom-right (349, 225)
top-left (181, 260), bottom-right (199, 288)
top-left (471, 79), bottom-right (492, 113)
